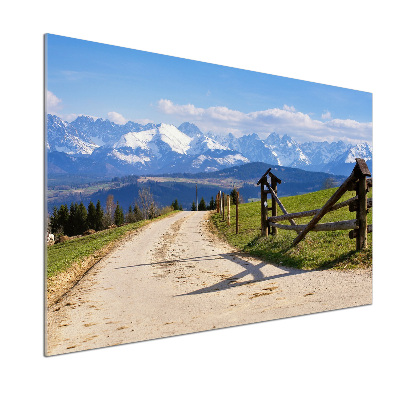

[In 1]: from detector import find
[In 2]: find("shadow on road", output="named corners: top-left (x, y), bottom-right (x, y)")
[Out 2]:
top-left (177, 252), bottom-right (310, 296)
top-left (117, 251), bottom-right (311, 296)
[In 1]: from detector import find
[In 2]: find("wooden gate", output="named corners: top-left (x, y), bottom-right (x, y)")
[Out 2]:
top-left (257, 159), bottom-right (372, 250)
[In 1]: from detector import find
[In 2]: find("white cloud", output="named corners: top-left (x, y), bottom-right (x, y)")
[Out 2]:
top-left (62, 113), bottom-right (79, 122)
top-left (321, 111), bottom-right (332, 120)
top-left (157, 99), bottom-right (372, 143)
top-left (135, 118), bottom-right (154, 125)
top-left (158, 99), bottom-right (204, 117)
top-left (46, 91), bottom-right (62, 113)
top-left (107, 111), bottom-right (128, 125)
top-left (283, 104), bottom-right (296, 112)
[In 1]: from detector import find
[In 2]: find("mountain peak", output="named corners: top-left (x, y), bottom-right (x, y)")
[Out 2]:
top-left (178, 122), bottom-right (202, 137)
top-left (73, 115), bottom-right (96, 123)
top-left (264, 132), bottom-right (281, 146)
top-left (282, 134), bottom-right (294, 143)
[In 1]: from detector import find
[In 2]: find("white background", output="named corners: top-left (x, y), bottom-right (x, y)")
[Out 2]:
top-left (1, 1), bottom-right (398, 399)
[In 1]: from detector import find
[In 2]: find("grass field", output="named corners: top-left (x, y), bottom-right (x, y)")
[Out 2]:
top-left (211, 187), bottom-right (372, 270)
top-left (47, 211), bottom-right (179, 279)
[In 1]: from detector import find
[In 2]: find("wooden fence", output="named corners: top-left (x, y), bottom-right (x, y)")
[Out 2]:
top-left (257, 158), bottom-right (372, 250)
top-left (216, 189), bottom-right (239, 234)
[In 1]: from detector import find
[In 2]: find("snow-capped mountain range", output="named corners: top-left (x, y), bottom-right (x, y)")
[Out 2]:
top-left (46, 114), bottom-right (372, 177)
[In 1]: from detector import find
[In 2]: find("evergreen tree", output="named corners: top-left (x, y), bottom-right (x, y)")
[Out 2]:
top-left (76, 202), bottom-right (88, 234)
top-left (126, 205), bottom-right (135, 223)
top-left (198, 197), bottom-right (207, 211)
top-left (114, 202), bottom-right (124, 226)
top-left (209, 196), bottom-right (215, 210)
top-left (230, 189), bottom-right (240, 205)
top-left (87, 201), bottom-right (96, 230)
top-left (50, 206), bottom-right (60, 234)
top-left (58, 204), bottom-right (69, 234)
top-left (133, 203), bottom-right (143, 221)
top-left (95, 200), bottom-right (104, 231)
top-left (66, 202), bottom-right (77, 236)
top-left (191, 201), bottom-right (196, 211)
top-left (171, 199), bottom-right (179, 210)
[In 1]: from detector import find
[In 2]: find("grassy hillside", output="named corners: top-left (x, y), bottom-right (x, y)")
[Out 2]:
top-left (211, 187), bottom-right (372, 270)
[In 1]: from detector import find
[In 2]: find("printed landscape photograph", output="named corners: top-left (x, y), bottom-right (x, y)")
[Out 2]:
top-left (45, 34), bottom-right (372, 356)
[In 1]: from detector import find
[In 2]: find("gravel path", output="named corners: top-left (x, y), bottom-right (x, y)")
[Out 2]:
top-left (46, 211), bottom-right (372, 355)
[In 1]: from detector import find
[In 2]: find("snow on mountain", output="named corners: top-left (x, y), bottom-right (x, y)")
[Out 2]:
top-left (69, 115), bottom-right (155, 146)
top-left (46, 115), bottom-right (372, 176)
top-left (238, 134), bottom-right (279, 164)
top-left (301, 140), bottom-right (350, 165)
top-left (342, 142), bottom-right (373, 163)
top-left (156, 124), bottom-right (192, 154)
top-left (46, 114), bottom-right (99, 155)
top-left (214, 132), bottom-right (238, 150)
top-left (190, 152), bottom-right (249, 172)
top-left (110, 149), bottom-right (151, 166)
top-left (184, 133), bottom-right (248, 171)
top-left (178, 122), bottom-right (203, 137)
top-left (187, 134), bottom-right (229, 155)
top-left (114, 123), bottom-right (192, 156)
top-left (263, 133), bottom-right (310, 167)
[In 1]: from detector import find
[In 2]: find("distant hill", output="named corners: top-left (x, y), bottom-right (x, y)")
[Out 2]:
top-left (48, 162), bottom-right (348, 213)
top-left (160, 162), bottom-right (346, 194)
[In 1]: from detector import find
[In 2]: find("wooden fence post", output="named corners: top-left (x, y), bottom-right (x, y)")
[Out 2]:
top-left (271, 176), bottom-right (278, 235)
top-left (227, 195), bottom-right (230, 225)
top-left (355, 159), bottom-right (371, 250)
top-left (257, 169), bottom-right (282, 236)
top-left (222, 192), bottom-right (225, 220)
top-left (219, 191), bottom-right (223, 215)
top-left (236, 190), bottom-right (239, 234)
top-left (260, 179), bottom-right (268, 237)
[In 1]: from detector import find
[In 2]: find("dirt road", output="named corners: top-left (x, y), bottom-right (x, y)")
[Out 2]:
top-left (46, 211), bottom-right (372, 355)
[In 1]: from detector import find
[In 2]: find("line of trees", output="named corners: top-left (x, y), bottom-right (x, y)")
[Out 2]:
top-left (191, 196), bottom-right (216, 211)
top-left (171, 199), bottom-right (183, 211)
top-left (49, 188), bottom-right (172, 238)
top-left (190, 190), bottom-right (241, 211)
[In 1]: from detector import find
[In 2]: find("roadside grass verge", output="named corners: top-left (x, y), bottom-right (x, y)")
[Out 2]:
top-left (47, 210), bottom-right (179, 278)
top-left (211, 187), bottom-right (372, 270)
top-left (46, 210), bottom-right (180, 305)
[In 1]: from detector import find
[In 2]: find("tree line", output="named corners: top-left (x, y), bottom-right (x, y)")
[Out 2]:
top-left (49, 188), bottom-right (171, 238)
top-left (190, 189), bottom-right (240, 211)
top-left (49, 188), bottom-right (240, 238)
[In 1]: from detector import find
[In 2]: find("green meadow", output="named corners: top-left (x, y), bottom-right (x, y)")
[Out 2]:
top-left (211, 187), bottom-right (372, 270)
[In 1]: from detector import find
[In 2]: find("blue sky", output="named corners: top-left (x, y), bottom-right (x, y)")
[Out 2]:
top-left (46, 34), bottom-right (372, 144)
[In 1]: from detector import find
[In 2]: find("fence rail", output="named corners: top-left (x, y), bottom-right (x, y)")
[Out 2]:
top-left (270, 219), bottom-right (358, 232)
top-left (267, 196), bottom-right (359, 223)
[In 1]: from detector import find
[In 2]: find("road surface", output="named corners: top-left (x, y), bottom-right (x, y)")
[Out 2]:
top-left (46, 211), bottom-right (372, 355)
